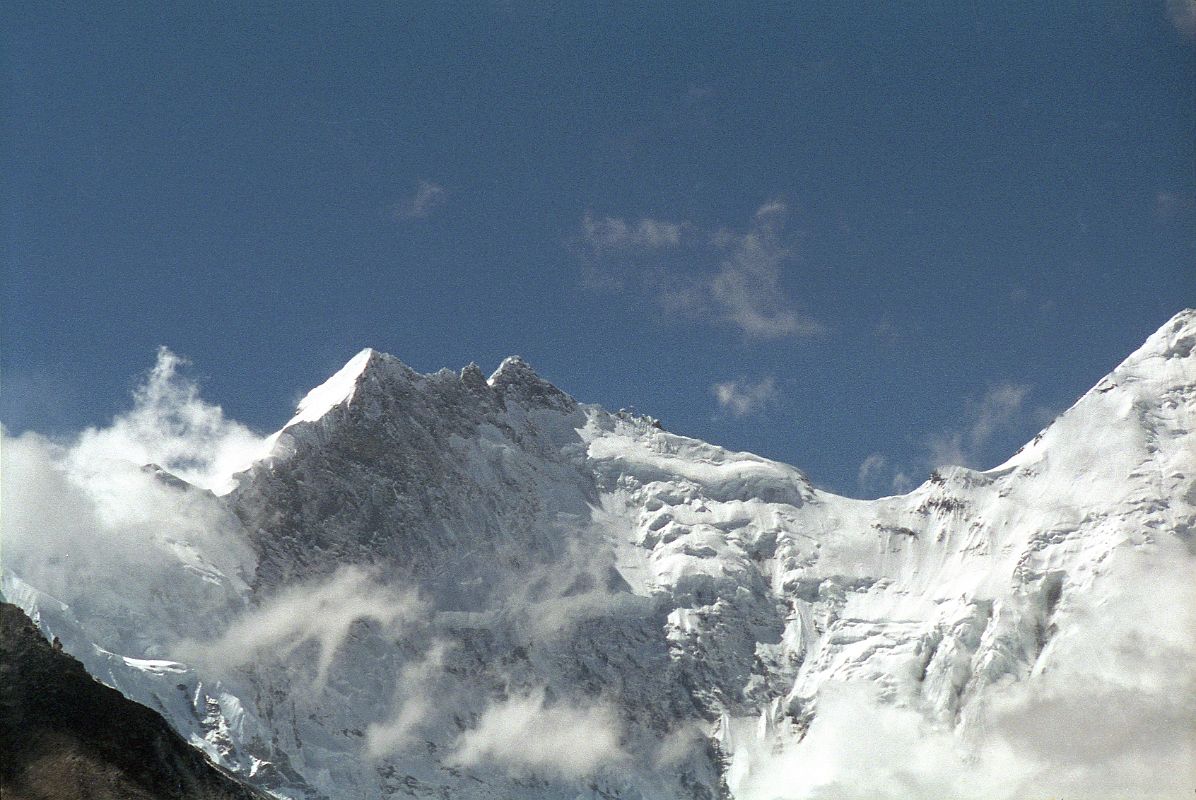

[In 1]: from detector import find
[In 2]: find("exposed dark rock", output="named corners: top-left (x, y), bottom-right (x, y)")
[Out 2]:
top-left (0, 602), bottom-right (268, 800)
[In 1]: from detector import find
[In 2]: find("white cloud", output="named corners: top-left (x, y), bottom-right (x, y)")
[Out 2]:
top-left (498, 540), bottom-right (651, 641)
top-left (364, 641), bottom-right (451, 758)
top-left (855, 383), bottom-right (1035, 497)
top-left (176, 566), bottom-right (425, 689)
top-left (858, 453), bottom-right (914, 496)
top-left (577, 201), bottom-right (822, 340)
top-left (394, 179), bottom-right (447, 220)
top-left (653, 722), bottom-right (709, 769)
top-left (1, 426), bottom-right (256, 653)
top-left (707, 202), bottom-right (819, 339)
top-left (927, 382), bottom-right (1030, 468)
top-left (889, 471), bottom-right (914, 494)
top-left (582, 212), bottom-right (685, 251)
top-left (69, 347), bottom-right (265, 494)
top-left (449, 688), bottom-right (628, 779)
top-left (1167, 0), bottom-right (1196, 39)
top-left (712, 376), bottom-right (777, 417)
top-left (366, 538), bottom-right (648, 761)
top-left (1155, 190), bottom-right (1196, 221)
top-left (730, 683), bottom-right (1019, 800)
top-left (0, 349), bottom-right (264, 651)
top-left (857, 453), bottom-right (888, 490)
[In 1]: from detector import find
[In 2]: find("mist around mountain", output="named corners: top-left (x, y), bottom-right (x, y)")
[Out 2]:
top-left (2, 310), bottom-right (1193, 799)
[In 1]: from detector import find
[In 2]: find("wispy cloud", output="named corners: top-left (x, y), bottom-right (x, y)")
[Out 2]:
top-left (857, 453), bottom-right (915, 496)
top-left (706, 201), bottom-right (822, 339)
top-left (926, 383), bottom-right (1030, 468)
top-left (712, 376), bottom-right (777, 417)
top-left (176, 567), bottom-right (425, 690)
top-left (448, 688), bottom-right (628, 779)
top-left (582, 212), bottom-right (685, 251)
top-left (70, 347), bottom-right (265, 494)
top-left (576, 201), bottom-right (822, 340)
top-left (364, 641), bottom-right (451, 758)
top-left (857, 453), bottom-right (887, 487)
top-left (1155, 190), bottom-right (1196, 222)
top-left (0, 349), bottom-right (265, 650)
top-left (889, 472), bottom-right (915, 493)
top-left (394, 179), bottom-right (447, 220)
top-left (1167, 0), bottom-right (1196, 39)
top-left (855, 383), bottom-right (1041, 497)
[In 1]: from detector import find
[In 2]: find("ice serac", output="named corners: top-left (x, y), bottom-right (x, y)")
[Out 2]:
top-left (5, 309), bottom-right (1194, 799)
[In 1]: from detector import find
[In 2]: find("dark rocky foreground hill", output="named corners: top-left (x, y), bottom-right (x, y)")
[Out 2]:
top-left (0, 602), bottom-right (268, 800)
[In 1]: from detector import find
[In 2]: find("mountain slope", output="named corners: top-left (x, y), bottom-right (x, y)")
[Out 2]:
top-left (3, 309), bottom-right (1193, 799)
top-left (0, 602), bottom-right (268, 800)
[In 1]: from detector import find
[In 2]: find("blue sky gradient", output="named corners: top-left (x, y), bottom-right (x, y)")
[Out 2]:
top-left (5, 3), bottom-right (1194, 496)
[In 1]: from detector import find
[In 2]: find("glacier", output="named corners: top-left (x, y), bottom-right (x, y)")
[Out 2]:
top-left (3, 309), bottom-right (1193, 799)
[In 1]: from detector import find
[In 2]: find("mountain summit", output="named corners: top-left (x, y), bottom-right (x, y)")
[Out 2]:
top-left (4, 310), bottom-right (1193, 799)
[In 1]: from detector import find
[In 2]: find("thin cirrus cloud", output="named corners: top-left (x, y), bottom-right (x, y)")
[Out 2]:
top-left (857, 382), bottom-right (1038, 497)
top-left (1167, 0), bottom-right (1196, 38)
top-left (581, 212), bottom-right (685, 250)
top-left (174, 566), bottom-right (426, 691)
top-left (712, 376), bottom-right (777, 418)
top-left (926, 382), bottom-right (1032, 469)
top-left (394, 180), bottom-right (447, 220)
top-left (577, 201), bottom-right (822, 341)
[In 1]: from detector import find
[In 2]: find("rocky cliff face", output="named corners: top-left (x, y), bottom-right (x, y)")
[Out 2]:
top-left (4, 310), bottom-right (1193, 799)
top-left (0, 602), bottom-right (267, 800)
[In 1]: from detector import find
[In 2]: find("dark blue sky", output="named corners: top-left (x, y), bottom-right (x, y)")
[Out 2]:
top-left (5, 3), bottom-right (1194, 496)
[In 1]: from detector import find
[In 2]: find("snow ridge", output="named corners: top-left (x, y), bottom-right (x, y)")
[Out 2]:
top-left (5, 309), bottom-right (1194, 800)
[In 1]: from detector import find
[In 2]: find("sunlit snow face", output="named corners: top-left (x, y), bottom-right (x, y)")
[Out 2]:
top-left (727, 543), bottom-right (1196, 800)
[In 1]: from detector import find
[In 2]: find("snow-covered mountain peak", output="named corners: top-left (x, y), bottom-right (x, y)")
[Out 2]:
top-left (992, 307), bottom-right (1195, 475)
top-left (286, 348), bottom-right (378, 425)
top-left (8, 313), bottom-right (1193, 800)
top-left (460, 361), bottom-right (488, 390)
top-left (257, 348), bottom-right (449, 466)
top-left (276, 351), bottom-right (574, 441)
top-left (280, 347), bottom-right (429, 426)
top-left (1142, 306), bottom-right (1196, 359)
top-left (1098, 306), bottom-right (1195, 385)
top-left (487, 353), bottom-right (531, 380)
